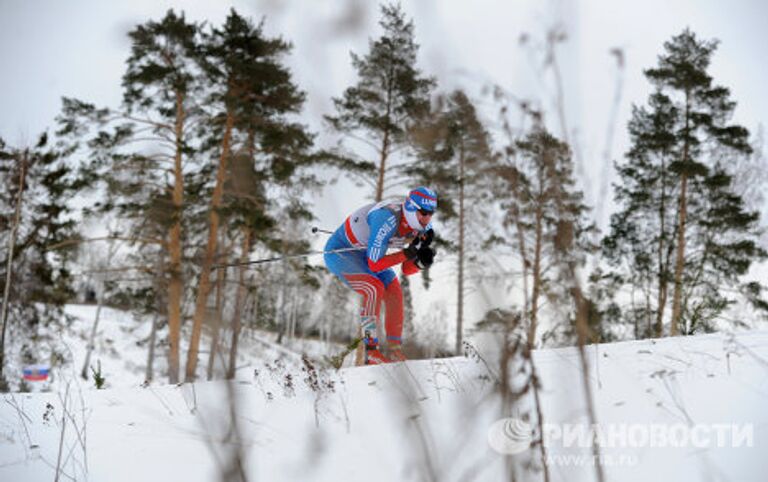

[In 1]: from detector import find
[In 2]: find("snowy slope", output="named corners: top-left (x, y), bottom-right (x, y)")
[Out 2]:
top-left (1, 309), bottom-right (767, 481)
top-left (15, 304), bottom-right (345, 392)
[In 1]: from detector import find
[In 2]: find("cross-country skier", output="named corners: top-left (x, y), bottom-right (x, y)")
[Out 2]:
top-left (324, 187), bottom-right (437, 365)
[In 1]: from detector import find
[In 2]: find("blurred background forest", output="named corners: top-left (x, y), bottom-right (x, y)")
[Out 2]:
top-left (1, 0), bottom-right (767, 389)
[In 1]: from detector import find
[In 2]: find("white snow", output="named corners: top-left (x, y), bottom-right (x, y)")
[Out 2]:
top-left (1, 305), bottom-right (767, 481)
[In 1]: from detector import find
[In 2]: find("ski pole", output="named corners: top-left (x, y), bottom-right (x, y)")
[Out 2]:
top-left (211, 246), bottom-right (366, 270)
top-left (311, 226), bottom-right (334, 235)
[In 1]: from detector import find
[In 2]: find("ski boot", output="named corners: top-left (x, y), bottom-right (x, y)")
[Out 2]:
top-left (361, 316), bottom-right (389, 365)
top-left (385, 344), bottom-right (407, 363)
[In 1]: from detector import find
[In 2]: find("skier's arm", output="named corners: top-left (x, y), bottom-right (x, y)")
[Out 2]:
top-left (401, 259), bottom-right (420, 275)
top-left (366, 210), bottom-right (408, 272)
top-left (369, 252), bottom-right (408, 272)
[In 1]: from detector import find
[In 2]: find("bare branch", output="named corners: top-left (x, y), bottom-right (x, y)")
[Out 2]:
top-left (47, 236), bottom-right (166, 251)
top-left (73, 266), bottom-right (156, 276)
top-left (343, 131), bottom-right (382, 152)
top-left (107, 113), bottom-right (172, 130)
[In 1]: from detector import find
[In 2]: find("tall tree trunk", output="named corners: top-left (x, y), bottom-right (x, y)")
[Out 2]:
top-left (655, 155), bottom-right (669, 338)
top-left (375, 128), bottom-right (391, 202)
top-left (185, 111), bottom-right (234, 382)
top-left (285, 292), bottom-right (292, 341)
top-left (670, 173), bottom-right (688, 336)
top-left (227, 228), bottom-right (252, 379)
top-left (0, 150), bottom-right (28, 378)
top-left (529, 357), bottom-right (551, 482)
top-left (526, 180), bottom-right (553, 481)
top-left (644, 286), bottom-right (653, 336)
top-left (277, 265), bottom-right (288, 345)
top-left (374, 73), bottom-right (394, 203)
top-left (226, 128), bottom-right (257, 378)
top-left (145, 313), bottom-right (158, 383)
top-left (456, 145), bottom-right (466, 354)
top-left (166, 91), bottom-right (186, 383)
top-left (207, 235), bottom-right (228, 381)
top-left (510, 166), bottom-right (531, 334)
top-left (670, 91), bottom-right (691, 337)
top-left (530, 182), bottom-right (544, 345)
top-left (146, 253), bottom-right (164, 383)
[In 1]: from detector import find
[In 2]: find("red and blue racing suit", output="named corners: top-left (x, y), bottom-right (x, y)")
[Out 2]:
top-left (324, 199), bottom-right (427, 346)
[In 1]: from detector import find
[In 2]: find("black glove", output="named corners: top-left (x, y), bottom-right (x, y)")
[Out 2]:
top-left (415, 246), bottom-right (435, 270)
top-left (404, 229), bottom-right (434, 259)
top-left (419, 228), bottom-right (434, 248)
top-left (404, 240), bottom-right (418, 259)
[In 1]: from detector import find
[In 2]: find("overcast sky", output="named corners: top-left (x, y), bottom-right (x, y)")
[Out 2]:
top-left (2, 0), bottom-right (767, 335)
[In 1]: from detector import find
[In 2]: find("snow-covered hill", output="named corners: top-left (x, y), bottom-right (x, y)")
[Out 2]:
top-left (11, 304), bottom-right (347, 392)
top-left (1, 306), bottom-right (767, 481)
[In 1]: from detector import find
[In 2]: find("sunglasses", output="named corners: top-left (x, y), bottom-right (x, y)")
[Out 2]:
top-left (417, 208), bottom-right (434, 216)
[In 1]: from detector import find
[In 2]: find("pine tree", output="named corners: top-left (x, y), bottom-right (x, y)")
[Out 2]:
top-left (490, 127), bottom-right (596, 345)
top-left (0, 134), bottom-right (80, 383)
top-left (57, 10), bottom-right (204, 383)
top-left (215, 13), bottom-right (319, 377)
top-left (410, 90), bottom-right (493, 353)
top-left (325, 2), bottom-right (435, 201)
top-left (602, 92), bottom-right (679, 338)
top-left (604, 29), bottom-right (765, 336)
top-left (124, 10), bottom-right (204, 381)
top-left (186, 10), bottom-right (316, 381)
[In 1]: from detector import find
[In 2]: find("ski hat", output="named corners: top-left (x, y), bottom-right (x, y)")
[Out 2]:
top-left (403, 186), bottom-right (437, 231)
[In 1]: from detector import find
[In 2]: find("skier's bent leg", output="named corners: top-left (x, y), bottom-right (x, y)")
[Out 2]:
top-left (383, 277), bottom-right (404, 346)
top-left (343, 273), bottom-right (387, 364)
top-left (383, 278), bottom-right (407, 362)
